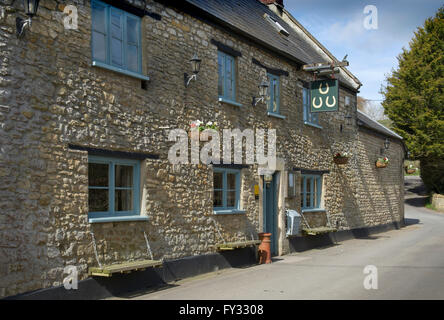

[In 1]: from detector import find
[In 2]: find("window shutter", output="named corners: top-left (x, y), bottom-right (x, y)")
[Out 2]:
top-left (110, 8), bottom-right (124, 68)
top-left (92, 1), bottom-right (107, 62)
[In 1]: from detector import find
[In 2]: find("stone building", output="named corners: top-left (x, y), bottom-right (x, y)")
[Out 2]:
top-left (0, 0), bottom-right (405, 298)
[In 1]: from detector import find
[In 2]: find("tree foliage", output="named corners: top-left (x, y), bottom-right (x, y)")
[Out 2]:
top-left (381, 7), bottom-right (444, 193)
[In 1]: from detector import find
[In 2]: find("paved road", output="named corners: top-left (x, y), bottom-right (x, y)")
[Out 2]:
top-left (122, 176), bottom-right (444, 300)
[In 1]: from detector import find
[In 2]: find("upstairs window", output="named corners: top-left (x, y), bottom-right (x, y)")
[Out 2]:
top-left (218, 51), bottom-right (236, 102)
top-left (88, 155), bottom-right (140, 219)
top-left (303, 85), bottom-right (320, 127)
top-left (91, 0), bottom-right (142, 74)
top-left (268, 73), bottom-right (280, 115)
top-left (300, 174), bottom-right (322, 210)
top-left (213, 168), bottom-right (241, 212)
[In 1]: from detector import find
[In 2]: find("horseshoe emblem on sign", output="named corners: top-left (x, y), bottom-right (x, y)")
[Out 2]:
top-left (326, 96), bottom-right (336, 108)
top-left (319, 82), bottom-right (329, 95)
top-left (312, 97), bottom-right (323, 109)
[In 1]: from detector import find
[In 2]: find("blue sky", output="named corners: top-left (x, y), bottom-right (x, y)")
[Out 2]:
top-left (285, 0), bottom-right (442, 102)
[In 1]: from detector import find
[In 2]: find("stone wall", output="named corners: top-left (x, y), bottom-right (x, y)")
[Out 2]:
top-left (0, 0), bottom-right (404, 298)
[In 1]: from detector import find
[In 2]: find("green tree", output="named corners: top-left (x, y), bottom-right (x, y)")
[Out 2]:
top-left (381, 7), bottom-right (444, 194)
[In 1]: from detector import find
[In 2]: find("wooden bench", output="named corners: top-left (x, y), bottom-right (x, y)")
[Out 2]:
top-left (88, 259), bottom-right (163, 277)
top-left (213, 240), bottom-right (262, 251)
top-left (302, 227), bottom-right (337, 236)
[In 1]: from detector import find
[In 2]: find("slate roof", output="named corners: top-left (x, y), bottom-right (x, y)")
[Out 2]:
top-left (182, 0), bottom-right (328, 65)
top-left (178, 0), bottom-right (359, 89)
top-left (357, 110), bottom-right (403, 141)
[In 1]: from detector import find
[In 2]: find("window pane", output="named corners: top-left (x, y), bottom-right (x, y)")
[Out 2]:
top-left (115, 189), bottom-right (133, 211)
top-left (115, 165), bottom-right (133, 187)
top-left (89, 189), bottom-right (109, 212)
top-left (305, 178), bottom-right (311, 208)
top-left (126, 44), bottom-right (138, 72)
top-left (227, 173), bottom-right (236, 190)
top-left (92, 31), bottom-right (106, 62)
top-left (273, 79), bottom-right (278, 112)
top-left (218, 53), bottom-right (224, 96)
top-left (300, 177), bottom-right (304, 208)
top-left (313, 178), bottom-right (318, 208)
top-left (225, 56), bottom-right (233, 99)
top-left (88, 163), bottom-right (109, 187)
top-left (213, 190), bottom-right (223, 207)
top-left (92, 3), bottom-right (106, 33)
top-left (227, 191), bottom-right (236, 207)
top-left (126, 16), bottom-right (139, 44)
top-left (111, 10), bottom-right (123, 66)
top-left (214, 172), bottom-right (223, 189)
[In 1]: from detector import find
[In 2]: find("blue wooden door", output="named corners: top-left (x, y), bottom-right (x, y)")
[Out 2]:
top-left (263, 173), bottom-right (278, 255)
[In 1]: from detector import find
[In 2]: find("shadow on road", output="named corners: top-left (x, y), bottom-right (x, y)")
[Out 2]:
top-left (404, 218), bottom-right (421, 226)
top-left (405, 197), bottom-right (428, 207)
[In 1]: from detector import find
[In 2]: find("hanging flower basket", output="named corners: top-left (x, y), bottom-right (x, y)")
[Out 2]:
top-left (189, 120), bottom-right (218, 141)
top-left (404, 164), bottom-right (416, 174)
top-left (333, 152), bottom-right (350, 165)
top-left (376, 157), bottom-right (389, 168)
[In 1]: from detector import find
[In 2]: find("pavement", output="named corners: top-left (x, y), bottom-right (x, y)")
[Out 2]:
top-left (116, 176), bottom-right (444, 300)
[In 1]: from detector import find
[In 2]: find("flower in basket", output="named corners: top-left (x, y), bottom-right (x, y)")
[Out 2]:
top-left (378, 157), bottom-right (389, 164)
top-left (190, 120), bottom-right (219, 132)
top-left (334, 152), bottom-right (350, 158)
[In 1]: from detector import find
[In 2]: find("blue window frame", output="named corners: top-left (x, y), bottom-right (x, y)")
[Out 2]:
top-left (303, 85), bottom-right (320, 127)
top-left (218, 51), bottom-right (237, 102)
top-left (88, 155), bottom-right (140, 220)
top-left (268, 73), bottom-right (280, 115)
top-left (213, 168), bottom-right (241, 212)
top-left (300, 174), bottom-right (322, 210)
top-left (91, 0), bottom-right (142, 74)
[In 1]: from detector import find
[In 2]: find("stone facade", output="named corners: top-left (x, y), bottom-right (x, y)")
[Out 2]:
top-left (0, 0), bottom-right (404, 298)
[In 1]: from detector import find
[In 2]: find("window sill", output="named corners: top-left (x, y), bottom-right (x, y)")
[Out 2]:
top-left (213, 209), bottom-right (246, 215)
top-left (304, 121), bottom-right (323, 129)
top-left (92, 60), bottom-right (150, 81)
top-left (267, 112), bottom-right (286, 119)
top-left (88, 215), bottom-right (149, 224)
top-left (301, 208), bottom-right (326, 213)
top-left (218, 97), bottom-right (243, 108)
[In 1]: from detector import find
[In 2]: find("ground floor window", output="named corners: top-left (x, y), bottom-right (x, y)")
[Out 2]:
top-left (213, 168), bottom-right (241, 212)
top-left (300, 174), bottom-right (322, 210)
top-left (88, 155), bottom-right (140, 219)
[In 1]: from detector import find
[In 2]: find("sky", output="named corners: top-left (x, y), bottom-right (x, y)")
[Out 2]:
top-left (285, 0), bottom-right (442, 109)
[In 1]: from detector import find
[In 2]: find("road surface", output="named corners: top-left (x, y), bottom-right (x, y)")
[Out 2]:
top-left (118, 176), bottom-right (444, 300)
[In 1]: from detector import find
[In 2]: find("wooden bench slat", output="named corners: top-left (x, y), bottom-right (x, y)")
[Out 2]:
top-left (214, 240), bottom-right (261, 251)
top-left (302, 227), bottom-right (337, 236)
top-left (88, 259), bottom-right (163, 277)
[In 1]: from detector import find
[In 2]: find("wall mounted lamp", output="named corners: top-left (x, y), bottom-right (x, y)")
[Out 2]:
top-left (252, 79), bottom-right (269, 106)
top-left (340, 114), bottom-right (353, 132)
top-left (16, 0), bottom-right (40, 38)
top-left (184, 53), bottom-right (202, 87)
top-left (384, 138), bottom-right (390, 150)
top-left (380, 138), bottom-right (390, 155)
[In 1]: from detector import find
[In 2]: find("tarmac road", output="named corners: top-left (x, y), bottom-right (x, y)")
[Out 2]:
top-left (120, 176), bottom-right (444, 300)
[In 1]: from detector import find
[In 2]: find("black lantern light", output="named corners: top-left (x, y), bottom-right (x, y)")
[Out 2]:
top-left (252, 79), bottom-right (269, 106)
top-left (340, 114), bottom-right (354, 133)
top-left (24, 0), bottom-right (40, 16)
top-left (184, 53), bottom-right (201, 87)
top-left (16, 0), bottom-right (40, 38)
top-left (384, 138), bottom-right (390, 150)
